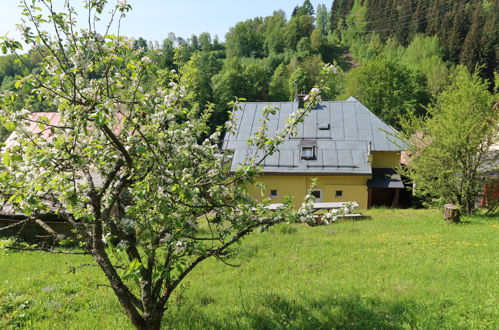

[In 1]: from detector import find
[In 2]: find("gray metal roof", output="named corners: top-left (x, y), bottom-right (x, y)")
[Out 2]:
top-left (223, 97), bottom-right (404, 174)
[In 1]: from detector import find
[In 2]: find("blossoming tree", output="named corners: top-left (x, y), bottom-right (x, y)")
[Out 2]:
top-left (0, 1), bottom-right (340, 328)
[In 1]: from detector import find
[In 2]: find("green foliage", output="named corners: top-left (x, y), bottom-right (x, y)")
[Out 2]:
top-left (180, 51), bottom-right (222, 108)
top-left (399, 67), bottom-right (497, 213)
top-left (289, 68), bottom-right (311, 97)
top-left (398, 35), bottom-right (450, 95)
top-left (269, 63), bottom-right (290, 101)
top-left (158, 38), bottom-right (175, 68)
top-left (296, 37), bottom-right (312, 58)
top-left (0, 1), bottom-right (334, 328)
top-left (292, 0), bottom-right (315, 17)
top-left (284, 14), bottom-right (315, 50)
top-left (225, 18), bottom-right (264, 58)
top-left (315, 4), bottom-right (329, 35)
top-left (330, 0), bottom-right (498, 82)
top-left (378, 35), bottom-right (451, 95)
top-left (341, 0), bottom-right (367, 55)
top-left (260, 10), bottom-right (287, 55)
top-left (345, 58), bottom-right (429, 129)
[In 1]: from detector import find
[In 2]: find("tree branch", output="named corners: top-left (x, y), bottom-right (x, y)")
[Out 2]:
top-left (4, 246), bottom-right (90, 254)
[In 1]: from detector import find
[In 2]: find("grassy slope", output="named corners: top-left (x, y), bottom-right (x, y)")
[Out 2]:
top-left (1, 209), bottom-right (498, 329)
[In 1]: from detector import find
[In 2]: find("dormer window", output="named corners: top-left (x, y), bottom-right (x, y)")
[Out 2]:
top-left (301, 146), bottom-right (316, 160)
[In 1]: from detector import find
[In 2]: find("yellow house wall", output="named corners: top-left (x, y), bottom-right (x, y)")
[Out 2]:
top-left (248, 175), bottom-right (370, 209)
top-left (371, 151), bottom-right (401, 168)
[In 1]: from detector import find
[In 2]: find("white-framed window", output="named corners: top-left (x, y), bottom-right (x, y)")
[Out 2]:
top-left (335, 190), bottom-right (343, 198)
top-left (311, 189), bottom-right (322, 202)
top-left (301, 146), bottom-right (316, 160)
top-left (270, 189), bottom-right (278, 198)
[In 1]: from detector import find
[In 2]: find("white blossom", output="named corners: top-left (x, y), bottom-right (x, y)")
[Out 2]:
top-left (141, 56), bottom-right (152, 64)
top-left (15, 23), bottom-right (26, 35)
top-left (117, 0), bottom-right (128, 10)
top-left (174, 240), bottom-right (186, 253)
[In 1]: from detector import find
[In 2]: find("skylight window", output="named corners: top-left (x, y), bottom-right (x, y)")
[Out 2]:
top-left (301, 146), bottom-right (316, 160)
top-left (318, 123), bottom-right (330, 130)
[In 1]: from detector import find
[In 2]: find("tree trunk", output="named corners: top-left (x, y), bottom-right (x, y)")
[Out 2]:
top-left (142, 315), bottom-right (163, 330)
top-left (444, 204), bottom-right (460, 223)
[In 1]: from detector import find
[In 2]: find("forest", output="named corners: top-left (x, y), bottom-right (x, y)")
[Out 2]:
top-left (0, 0), bottom-right (497, 132)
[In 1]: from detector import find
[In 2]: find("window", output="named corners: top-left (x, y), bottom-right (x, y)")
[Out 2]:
top-left (270, 189), bottom-right (278, 198)
top-left (301, 146), bottom-right (316, 160)
top-left (311, 189), bottom-right (322, 202)
top-left (335, 190), bottom-right (343, 198)
top-left (318, 123), bottom-right (330, 130)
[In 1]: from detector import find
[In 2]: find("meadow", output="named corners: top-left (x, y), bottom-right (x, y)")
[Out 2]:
top-left (1, 209), bottom-right (498, 329)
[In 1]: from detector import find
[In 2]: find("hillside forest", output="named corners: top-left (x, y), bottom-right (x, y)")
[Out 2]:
top-left (0, 0), bottom-right (497, 134)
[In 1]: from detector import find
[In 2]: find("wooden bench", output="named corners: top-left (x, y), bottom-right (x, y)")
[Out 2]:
top-left (337, 213), bottom-right (363, 220)
top-left (312, 213), bottom-right (363, 224)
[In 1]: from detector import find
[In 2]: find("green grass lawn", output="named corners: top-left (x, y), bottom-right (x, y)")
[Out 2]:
top-left (1, 209), bottom-right (498, 329)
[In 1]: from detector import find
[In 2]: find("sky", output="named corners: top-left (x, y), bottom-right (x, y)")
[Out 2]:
top-left (0, 0), bottom-right (328, 42)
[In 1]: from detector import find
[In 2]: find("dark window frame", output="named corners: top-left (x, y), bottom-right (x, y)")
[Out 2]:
top-left (301, 146), bottom-right (316, 160)
top-left (311, 189), bottom-right (322, 202)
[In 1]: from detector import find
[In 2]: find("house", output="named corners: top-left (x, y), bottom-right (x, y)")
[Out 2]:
top-left (222, 97), bottom-right (406, 209)
top-left (0, 112), bottom-right (118, 239)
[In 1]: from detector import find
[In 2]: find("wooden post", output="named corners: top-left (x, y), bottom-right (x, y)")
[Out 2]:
top-left (367, 188), bottom-right (372, 209)
top-left (444, 204), bottom-right (460, 223)
top-left (391, 189), bottom-right (400, 208)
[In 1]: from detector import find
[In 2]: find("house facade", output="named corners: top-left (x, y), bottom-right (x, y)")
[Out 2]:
top-left (222, 97), bottom-right (405, 209)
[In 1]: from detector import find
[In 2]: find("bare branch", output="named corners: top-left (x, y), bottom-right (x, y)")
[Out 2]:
top-left (0, 219), bottom-right (29, 232)
top-left (4, 246), bottom-right (90, 254)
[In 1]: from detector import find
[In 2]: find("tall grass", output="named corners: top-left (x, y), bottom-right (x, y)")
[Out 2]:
top-left (1, 209), bottom-right (498, 329)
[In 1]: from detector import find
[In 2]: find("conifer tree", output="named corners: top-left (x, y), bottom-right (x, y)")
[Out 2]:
top-left (460, 4), bottom-right (485, 73)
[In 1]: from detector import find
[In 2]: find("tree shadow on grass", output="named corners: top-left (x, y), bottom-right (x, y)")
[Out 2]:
top-left (167, 293), bottom-right (433, 329)
top-left (463, 213), bottom-right (499, 221)
top-left (244, 293), bottom-right (421, 330)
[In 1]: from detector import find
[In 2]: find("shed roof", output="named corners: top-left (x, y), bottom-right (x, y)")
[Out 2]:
top-left (367, 168), bottom-right (405, 189)
top-left (223, 97), bottom-right (404, 174)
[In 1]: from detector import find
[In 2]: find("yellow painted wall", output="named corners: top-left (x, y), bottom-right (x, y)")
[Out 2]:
top-left (371, 151), bottom-right (401, 168)
top-left (248, 151), bottom-right (401, 210)
top-left (249, 175), bottom-right (370, 209)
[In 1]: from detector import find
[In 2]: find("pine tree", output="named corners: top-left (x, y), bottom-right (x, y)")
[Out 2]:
top-left (478, 0), bottom-right (498, 81)
top-left (330, 0), bottom-right (355, 32)
top-left (460, 4), bottom-right (485, 73)
top-left (316, 4), bottom-right (329, 34)
top-left (302, 0), bottom-right (315, 16)
top-left (408, 1), bottom-right (428, 39)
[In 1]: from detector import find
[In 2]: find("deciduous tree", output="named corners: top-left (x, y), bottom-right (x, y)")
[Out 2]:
top-left (345, 58), bottom-right (429, 129)
top-left (0, 1), bottom-right (339, 328)
top-left (399, 67), bottom-right (497, 213)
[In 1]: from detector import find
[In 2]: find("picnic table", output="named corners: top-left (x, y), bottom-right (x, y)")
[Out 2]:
top-left (311, 202), bottom-right (359, 213)
top-left (261, 202), bottom-right (362, 224)
top-left (312, 202), bottom-right (362, 222)
top-left (264, 202), bottom-right (359, 212)
top-left (266, 203), bottom-right (284, 210)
